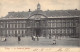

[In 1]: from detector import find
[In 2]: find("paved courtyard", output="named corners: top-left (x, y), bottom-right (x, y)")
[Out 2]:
top-left (0, 37), bottom-right (80, 47)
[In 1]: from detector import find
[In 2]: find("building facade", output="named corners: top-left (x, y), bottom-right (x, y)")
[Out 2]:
top-left (0, 3), bottom-right (80, 38)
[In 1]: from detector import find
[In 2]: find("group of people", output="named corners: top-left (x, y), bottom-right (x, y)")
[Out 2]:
top-left (0, 36), bottom-right (56, 45)
top-left (1, 37), bottom-right (6, 42)
top-left (31, 35), bottom-right (39, 41)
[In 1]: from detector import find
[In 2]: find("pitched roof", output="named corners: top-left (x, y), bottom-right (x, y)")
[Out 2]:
top-left (45, 10), bottom-right (80, 17)
top-left (1, 10), bottom-right (80, 19)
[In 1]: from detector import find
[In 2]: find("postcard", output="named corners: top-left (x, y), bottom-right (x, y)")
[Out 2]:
top-left (0, 0), bottom-right (80, 52)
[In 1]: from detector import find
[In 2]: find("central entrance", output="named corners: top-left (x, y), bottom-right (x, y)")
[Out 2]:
top-left (28, 13), bottom-right (48, 37)
top-left (35, 28), bottom-right (41, 37)
top-left (35, 20), bottom-right (41, 37)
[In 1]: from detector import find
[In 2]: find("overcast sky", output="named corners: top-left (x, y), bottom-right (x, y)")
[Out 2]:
top-left (0, 0), bottom-right (80, 17)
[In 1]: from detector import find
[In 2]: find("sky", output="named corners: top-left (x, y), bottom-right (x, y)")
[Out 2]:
top-left (0, 0), bottom-right (80, 17)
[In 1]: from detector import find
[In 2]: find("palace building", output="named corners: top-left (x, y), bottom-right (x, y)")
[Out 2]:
top-left (0, 3), bottom-right (80, 38)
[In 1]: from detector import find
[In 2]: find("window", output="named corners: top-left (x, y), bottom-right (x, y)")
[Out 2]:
top-left (20, 24), bottom-right (22, 28)
top-left (23, 24), bottom-right (25, 28)
top-left (3, 30), bottom-right (6, 35)
top-left (13, 30), bottom-right (15, 34)
top-left (7, 30), bottom-right (9, 34)
top-left (10, 30), bottom-right (12, 34)
top-left (52, 23), bottom-right (56, 27)
top-left (62, 20), bottom-right (65, 22)
top-left (62, 23), bottom-right (66, 27)
top-left (13, 24), bottom-right (15, 28)
top-left (66, 29), bottom-right (68, 33)
top-left (56, 23), bottom-right (61, 27)
top-left (52, 20), bottom-right (55, 22)
top-left (23, 30), bottom-right (26, 34)
top-left (20, 30), bottom-right (22, 34)
top-left (7, 24), bottom-right (9, 28)
top-left (71, 23), bottom-right (73, 27)
top-left (3, 24), bottom-right (5, 28)
top-left (17, 24), bottom-right (19, 28)
top-left (10, 24), bottom-right (12, 28)
top-left (52, 29), bottom-right (55, 33)
top-left (48, 23), bottom-right (51, 27)
top-left (57, 29), bottom-right (61, 33)
top-left (56, 20), bottom-right (61, 22)
top-left (62, 29), bottom-right (66, 33)
top-left (69, 29), bottom-right (72, 33)
top-left (17, 30), bottom-right (18, 34)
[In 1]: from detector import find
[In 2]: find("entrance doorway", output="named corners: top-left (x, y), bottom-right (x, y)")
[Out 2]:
top-left (35, 28), bottom-right (41, 37)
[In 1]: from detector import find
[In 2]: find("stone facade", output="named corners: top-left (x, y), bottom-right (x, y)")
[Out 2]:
top-left (0, 3), bottom-right (80, 38)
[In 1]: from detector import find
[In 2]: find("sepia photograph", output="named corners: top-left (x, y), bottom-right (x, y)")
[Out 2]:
top-left (0, 0), bottom-right (80, 49)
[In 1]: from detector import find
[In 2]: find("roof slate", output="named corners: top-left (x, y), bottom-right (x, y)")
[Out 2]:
top-left (1, 10), bottom-right (80, 19)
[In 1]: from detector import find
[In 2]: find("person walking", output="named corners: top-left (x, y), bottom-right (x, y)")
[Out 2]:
top-left (36, 35), bottom-right (39, 41)
top-left (53, 39), bottom-right (56, 44)
top-left (33, 36), bottom-right (35, 41)
top-left (1, 37), bottom-right (7, 42)
top-left (18, 36), bottom-right (21, 44)
top-left (49, 34), bottom-right (51, 39)
top-left (36, 36), bottom-right (39, 41)
top-left (31, 36), bottom-right (34, 40)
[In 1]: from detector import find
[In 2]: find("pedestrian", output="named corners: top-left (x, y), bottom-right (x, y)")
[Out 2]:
top-left (36, 35), bottom-right (39, 41)
top-left (49, 34), bottom-right (51, 39)
top-left (33, 36), bottom-right (35, 41)
top-left (1, 37), bottom-right (7, 42)
top-left (53, 40), bottom-right (56, 44)
top-left (36, 36), bottom-right (39, 41)
top-left (31, 36), bottom-right (34, 40)
top-left (18, 36), bottom-right (21, 44)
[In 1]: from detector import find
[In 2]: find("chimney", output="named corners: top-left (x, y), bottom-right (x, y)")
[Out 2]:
top-left (29, 9), bottom-right (31, 12)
